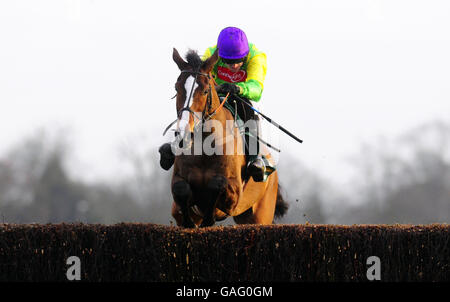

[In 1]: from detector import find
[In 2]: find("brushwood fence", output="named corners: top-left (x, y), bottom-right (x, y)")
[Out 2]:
top-left (0, 223), bottom-right (449, 281)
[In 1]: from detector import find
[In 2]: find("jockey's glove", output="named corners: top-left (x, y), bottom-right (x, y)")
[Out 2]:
top-left (217, 83), bottom-right (242, 95)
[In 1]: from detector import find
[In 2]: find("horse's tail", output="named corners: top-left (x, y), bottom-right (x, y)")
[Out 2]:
top-left (274, 184), bottom-right (289, 219)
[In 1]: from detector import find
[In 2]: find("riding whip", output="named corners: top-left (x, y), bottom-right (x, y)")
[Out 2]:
top-left (233, 94), bottom-right (303, 144)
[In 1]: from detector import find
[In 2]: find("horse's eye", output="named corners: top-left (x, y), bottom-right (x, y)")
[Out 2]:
top-left (203, 90), bottom-right (209, 95)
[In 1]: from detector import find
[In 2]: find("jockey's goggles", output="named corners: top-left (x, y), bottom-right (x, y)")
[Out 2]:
top-left (221, 56), bottom-right (247, 64)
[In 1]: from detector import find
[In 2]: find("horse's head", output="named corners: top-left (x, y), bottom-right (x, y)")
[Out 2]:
top-left (172, 48), bottom-right (219, 145)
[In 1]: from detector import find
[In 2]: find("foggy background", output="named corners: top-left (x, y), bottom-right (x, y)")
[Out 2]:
top-left (1, 0), bottom-right (449, 225)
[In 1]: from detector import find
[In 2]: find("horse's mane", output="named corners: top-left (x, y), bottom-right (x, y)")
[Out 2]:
top-left (185, 50), bottom-right (203, 70)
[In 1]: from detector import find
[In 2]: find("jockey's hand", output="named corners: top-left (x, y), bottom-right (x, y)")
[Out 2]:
top-left (217, 83), bottom-right (242, 95)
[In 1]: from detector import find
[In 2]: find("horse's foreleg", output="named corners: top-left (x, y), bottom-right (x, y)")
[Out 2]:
top-left (171, 202), bottom-right (183, 226)
top-left (172, 180), bottom-right (195, 228)
top-left (200, 175), bottom-right (228, 227)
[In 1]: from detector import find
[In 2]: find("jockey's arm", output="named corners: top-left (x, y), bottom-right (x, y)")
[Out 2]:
top-left (236, 53), bottom-right (266, 102)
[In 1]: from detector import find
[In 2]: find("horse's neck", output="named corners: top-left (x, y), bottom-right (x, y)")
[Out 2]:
top-left (209, 94), bottom-right (230, 128)
top-left (198, 86), bottom-right (243, 156)
top-left (209, 89), bottom-right (222, 113)
top-left (205, 105), bottom-right (244, 156)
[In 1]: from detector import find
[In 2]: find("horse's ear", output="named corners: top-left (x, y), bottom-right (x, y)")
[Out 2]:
top-left (202, 49), bottom-right (219, 73)
top-left (173, 48), bottom-right (189, 70)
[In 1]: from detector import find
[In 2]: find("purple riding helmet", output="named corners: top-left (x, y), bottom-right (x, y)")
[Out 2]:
top-left (217, 27), bottom-right (249, 60)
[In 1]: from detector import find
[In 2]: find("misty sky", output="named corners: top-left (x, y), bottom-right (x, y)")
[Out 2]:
top-left (1, 0), bottom-right (449, 186)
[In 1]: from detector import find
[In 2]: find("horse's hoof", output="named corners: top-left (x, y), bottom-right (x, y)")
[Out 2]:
top-left (159, 143), bottom-right (175, 170)
top-left (200, 219), bottom-right (215, 228)
top-left (182, 219), bottom-right (196, 228)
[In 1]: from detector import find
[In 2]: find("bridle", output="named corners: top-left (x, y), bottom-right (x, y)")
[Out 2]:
top-left (163, 68), bottom-right (229, 137)
top-left (178, 68), bottom-right (213, 124)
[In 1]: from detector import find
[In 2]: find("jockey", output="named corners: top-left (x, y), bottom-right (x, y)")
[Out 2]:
top-left (203, 27), bottom-right (267, 182)
top-left (159, 26), bottom-right (267, 182)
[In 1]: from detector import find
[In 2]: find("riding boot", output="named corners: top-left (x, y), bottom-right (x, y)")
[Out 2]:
top-left (158, 143), bottom-right (175, 170)
top-left (245, 115), bottom-right (266, 182)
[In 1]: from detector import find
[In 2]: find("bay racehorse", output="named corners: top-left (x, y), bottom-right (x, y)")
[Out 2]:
top-left (169, 48), bottom-right (287, 227)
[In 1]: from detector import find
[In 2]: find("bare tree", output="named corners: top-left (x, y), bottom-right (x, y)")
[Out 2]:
top-left (341, 120), bottom-right (450, 224)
